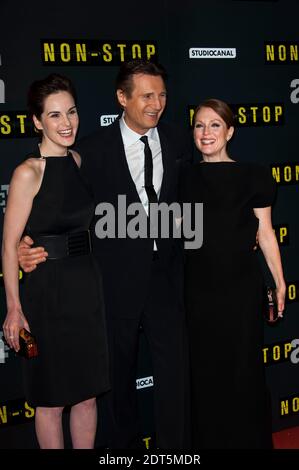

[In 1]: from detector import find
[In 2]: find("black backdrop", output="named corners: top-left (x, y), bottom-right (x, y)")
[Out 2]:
top-left (1, 0), bottom-right (299, 449)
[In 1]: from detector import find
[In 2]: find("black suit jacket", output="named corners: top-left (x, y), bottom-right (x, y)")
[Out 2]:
top-left (76, 119), bottom-right (192, 318)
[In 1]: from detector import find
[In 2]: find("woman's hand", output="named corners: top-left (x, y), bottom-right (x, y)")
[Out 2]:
top-left (3, 308), bottom-right (30, 352)
top-left (276, 283), bottom-right (286, 318)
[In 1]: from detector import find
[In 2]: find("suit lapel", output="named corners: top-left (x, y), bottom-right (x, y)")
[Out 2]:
top-left (110, 120), bottom-right (142, 203)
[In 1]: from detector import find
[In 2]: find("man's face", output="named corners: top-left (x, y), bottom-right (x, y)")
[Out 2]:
top-left (117, 73), bottom-right (167, 135)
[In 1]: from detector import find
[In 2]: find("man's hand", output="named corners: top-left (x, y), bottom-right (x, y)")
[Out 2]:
top-left (18, 235), bottom-right (48, 272)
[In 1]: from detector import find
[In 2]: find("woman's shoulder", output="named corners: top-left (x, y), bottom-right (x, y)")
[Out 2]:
top-left (236, 160), bottom-right (269, 169)
top-left (242, 162), bottom-right (273, 181)
top-left (230, 161), bottom-right (272, 177)
top-left (12, 158), bottom-right (44, 184)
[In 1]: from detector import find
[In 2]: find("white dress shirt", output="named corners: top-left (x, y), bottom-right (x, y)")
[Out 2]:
top-left (119, 114), bottom-right (163, 216)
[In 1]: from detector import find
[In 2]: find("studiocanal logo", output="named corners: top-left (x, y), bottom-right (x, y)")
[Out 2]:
top-left (189, 47), bottom-right (236, 59)
top-left (100, 114), bottom-right (119, 126)
top-left (41, 40), bottom-right (158, 65)
top-left (136, 375), bottom-right (154, 390)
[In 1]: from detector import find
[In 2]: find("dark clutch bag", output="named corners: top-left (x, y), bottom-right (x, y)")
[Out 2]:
top-left (264, 287), bottom-right (279, 323)
top-left (18, 328), bottom-right (38, 359)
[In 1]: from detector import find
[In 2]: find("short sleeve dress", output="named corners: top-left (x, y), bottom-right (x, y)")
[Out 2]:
top-left (22, 151), bottom-right (110, 407)
top-left (180, 162), bottom-right (276, 449)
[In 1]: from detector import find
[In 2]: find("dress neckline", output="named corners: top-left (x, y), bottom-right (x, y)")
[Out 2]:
top-left (37, 145), bottom-right (71, 159)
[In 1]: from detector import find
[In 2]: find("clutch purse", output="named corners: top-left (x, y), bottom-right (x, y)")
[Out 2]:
top-left (264, 287), bottom-right (279, 323)
top-left (18, 328), bottom-right (38, 359)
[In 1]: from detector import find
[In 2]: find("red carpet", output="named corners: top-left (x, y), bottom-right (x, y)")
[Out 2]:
top-left (273, 426), bottom-right (299, 449)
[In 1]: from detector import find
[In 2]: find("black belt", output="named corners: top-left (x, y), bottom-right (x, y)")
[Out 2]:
top-left (31, 231), bottom-right (91, 259)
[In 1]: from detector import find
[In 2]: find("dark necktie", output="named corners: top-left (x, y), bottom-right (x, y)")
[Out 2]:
top-left (140, 135), bottom-right (158, 204)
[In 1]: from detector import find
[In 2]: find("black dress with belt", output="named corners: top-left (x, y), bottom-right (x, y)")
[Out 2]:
top-left (180, 162), bottom-right (275, 449)
top-left (22, 152), bottom-right (110, 407)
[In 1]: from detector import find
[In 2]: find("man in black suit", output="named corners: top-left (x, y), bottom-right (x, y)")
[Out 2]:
top-left (19, 60), bottom-right (192, 449)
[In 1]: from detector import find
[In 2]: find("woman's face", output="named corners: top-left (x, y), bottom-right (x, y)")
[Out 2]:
top-left (193, 106), bottom-right (233, 159)
top-left (33, 90), bottom-right (79, 149)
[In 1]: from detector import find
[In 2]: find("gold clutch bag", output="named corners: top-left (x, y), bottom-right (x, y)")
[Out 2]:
top-left (19, 328), bottom-right (38, 359)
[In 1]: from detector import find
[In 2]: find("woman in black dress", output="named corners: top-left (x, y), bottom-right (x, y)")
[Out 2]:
top-left (180, 99), bottom-right (286, 449)
top-left (2, 74), bottom-right (109, 448)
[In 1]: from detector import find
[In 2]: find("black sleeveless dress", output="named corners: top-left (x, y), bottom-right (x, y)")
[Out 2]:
top-left (22, 152), bottom-right (110, 407)
top-left (180, 162), bottom-right (275, 449)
